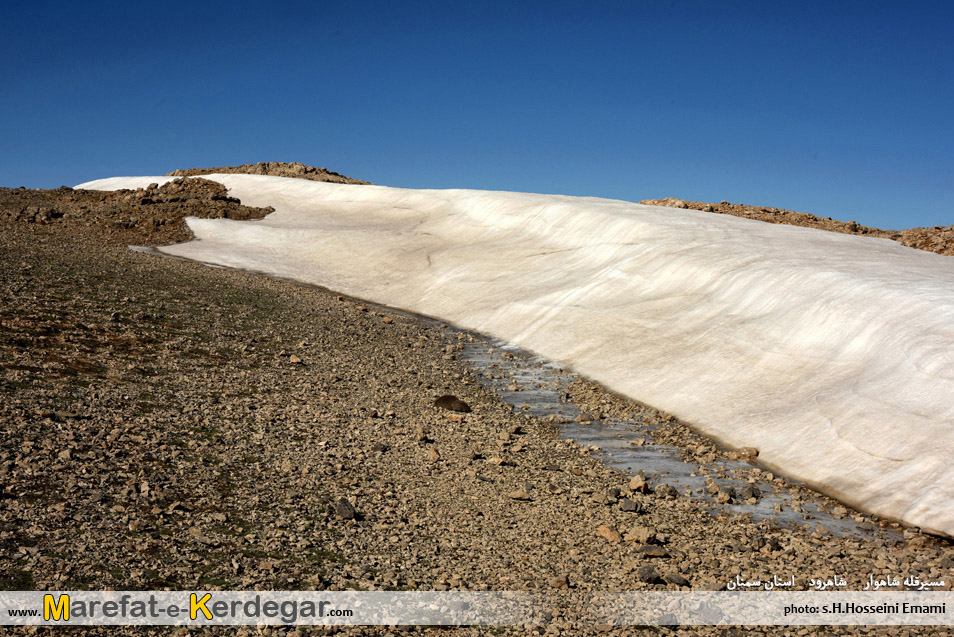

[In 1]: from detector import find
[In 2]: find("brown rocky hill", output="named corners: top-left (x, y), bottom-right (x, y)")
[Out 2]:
top-left (641, 197), bottom-right (954, 257)
top-left (0, 178), bottom-right (274, 246)
top-left (167, 161), bottom-right (369, 185)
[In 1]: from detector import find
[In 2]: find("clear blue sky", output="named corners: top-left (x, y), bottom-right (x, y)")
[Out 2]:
top-left (2, 1), bottom-right (952, 229)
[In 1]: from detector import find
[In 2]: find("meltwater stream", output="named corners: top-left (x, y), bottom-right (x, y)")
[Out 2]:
top-left (443, 326), bottom-right (901, 541)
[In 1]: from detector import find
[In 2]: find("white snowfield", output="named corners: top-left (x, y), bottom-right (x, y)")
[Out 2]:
top-left (77, 174), bottom-right (954, 536)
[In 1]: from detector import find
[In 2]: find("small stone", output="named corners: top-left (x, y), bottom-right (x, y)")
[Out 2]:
top-left (695, 578), bottom-right (725, 591)
top-left (637, 565), bottom-right (663, 584)
top-left (426, 447), bottom-right (441, 462)
top-left (654, 484), bottom-right (678, 499)
top-left (636, 545), bottom-right (669, 558)
top-left (547, 575), bottom-right (569, 589)
top-left (597, 525), bottom-right (622, 543)
top-left (664, 573), bottom-right (691, 587)
top-left (739, 484), bottom-right (761, 501)
top-left (508, 490), bottom-right (532, 501)
top-left (630, 526), bottom-right (657, 545)
top-left (288, 355), bottom-right (302, 364)
top-left (334, 497), bottom-right (357, 520)
top-left (434, 395), bottom-right (471, 413)
top-left (619, 498), bottom-right (642, 513)
top-left (629, 475), bottom-right (651, 494)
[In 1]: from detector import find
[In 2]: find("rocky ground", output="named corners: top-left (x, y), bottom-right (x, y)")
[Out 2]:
top-left (0, 178), bottom-right (274, 246)
top-left (640, 197), bottom-right (954, 256)
top-left (167, 162), bottom-right (369, 185)
top-left (1, 175), bottom-right (952, 635)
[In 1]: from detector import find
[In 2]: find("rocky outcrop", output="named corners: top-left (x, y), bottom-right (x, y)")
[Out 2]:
top-left (0, 178), bottom-right (274, 245)
top-left (641, 197), bottom-right (954, 257)
top-left (167, 161), bottom-right (369, 185)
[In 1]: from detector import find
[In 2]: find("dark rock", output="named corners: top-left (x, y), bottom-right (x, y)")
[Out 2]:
top-left (434, 395), bottom-right (471, 413)
top-left (664, 573), bottom-right (690, 587)
top-left (619, 498), bottom-right (642, 513)
top-left (333, 497), bottom-right (357, 520)
top-left (637, 565), bottom-right (663, 584)
top-left (740, 484), bottom-right (761, 501)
